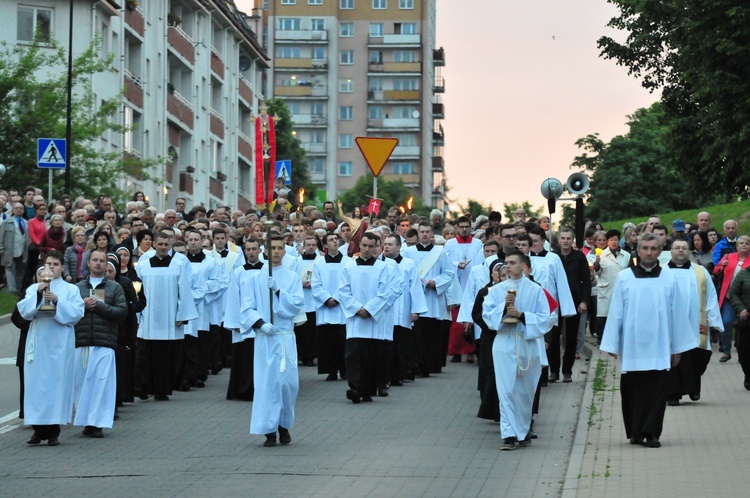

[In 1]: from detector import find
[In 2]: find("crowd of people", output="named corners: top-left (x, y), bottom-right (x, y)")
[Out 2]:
top-left (4, 185), bottom-right (749, 450)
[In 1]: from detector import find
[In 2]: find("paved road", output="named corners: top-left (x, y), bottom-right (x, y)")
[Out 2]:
top-left (0, 319), bottom-right (587, 497)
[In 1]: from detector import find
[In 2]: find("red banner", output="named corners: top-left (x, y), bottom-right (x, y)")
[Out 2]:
top-left (368, 198), bottom-right (382, 216)
top-left (267, 116), bottom-right (276, 207)
top-left (254, 115), bottom-right (264, 205)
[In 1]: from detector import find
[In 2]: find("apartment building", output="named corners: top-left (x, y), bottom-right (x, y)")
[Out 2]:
top-left (264, 0), bottom-right (446, 209)
top-left (1, 0), bottom-right (268, 212)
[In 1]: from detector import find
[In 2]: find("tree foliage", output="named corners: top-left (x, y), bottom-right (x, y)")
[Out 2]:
top-left (267, 98), bottom-right (313, 202)
top-left (570, 103), bottom-right (690, 221)
top-left (338, 173), bottom-right (429, 217)
top-left (0, 38), bottom-right (155, 204)
top-left (598, 1), bottom-right (750, 202)
top-left (502, 201), bottom-right (543, 222)
top-left (453, 199), bottom-right (494, 221)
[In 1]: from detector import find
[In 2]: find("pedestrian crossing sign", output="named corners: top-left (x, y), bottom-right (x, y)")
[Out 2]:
top-left (275, 159), bottom-right (292, 185)
top-left (37, 138), bottom-right (67, 169)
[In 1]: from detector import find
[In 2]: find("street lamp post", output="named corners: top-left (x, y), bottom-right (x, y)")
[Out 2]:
top-left (65, 0), bottom-right (74, 195)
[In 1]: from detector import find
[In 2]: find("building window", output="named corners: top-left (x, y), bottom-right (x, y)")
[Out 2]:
top-left (339, 78), bottom-right (353, 92)
top-left (276, 47), bottom-right (301, 58)
top-left (338, 162), bottom-right (353, 176)
top-left (312, 47), bottom-right (325, 60)
top-left (399, 0), bottom-right (413, 9)
top-left (393, 78), bottom-right (419, 90)
top-left (373, 0), bottom-right (387, 9)
top-left (311, 103), bottom-right (325, 116)
top-left (311, 18), bottom-right (325, 30)
top-left (339, 134), bottom-right (353, 148)
top-left (395, 106), bottom-right (415, 118)
top-left (17, 6), bottom-right (53, 43)
top-left (311, 130), bottom-right (326, 143)
top-left (368, 106), bottom-right (383, 119)
top-left (281, 0), bottom-right (296, 4)
top-left (277, 18), bottom-right (301, 30)
top-left (340, 22), bottom-right (353, 37)
top-left (308, 0), bottom-right (323, 4)
top-left (340, 0), bottom-right (354, 9)
top-left (392, 162), bottom-right (416, 174)
top-left (310, 158), bottom-right (324, 175)
top-left (369, 23), bottom-right (383, 37)
top-left (339, 106), bottom-right (353, 120)
top-left (368, 50), bottom-right (383, 63)
top-left (395, 22), bottom-right (417, 34)
top-left (368, 79), bottom-right (383, 91)
top-left (210, 139), bottom-right (223, 173)
top-left (393, 50), bottom-right (417, 62)
top-left (339, 50), bottom-right (354, 65)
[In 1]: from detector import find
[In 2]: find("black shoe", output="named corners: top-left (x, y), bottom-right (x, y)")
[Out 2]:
top-left (390, 380), bottom-right (403, 387)
top-left (667, 399), bottom-right (680, 406)
top-left (745, 379), bottom-right (750, 391)
top-left (630, 436), bottom-right (645, 446)
top-left (211, 363), bottom-right (223, 375)
top-left (548, 374), bottom-right (559, 383)
top-left (501, 437), bottom-right (516, 451)
top-left (278, 427), bottom-right (291, 445)
top-left (346, 389), bottom-right (361, 404)
top-left (326, 373), bottom-right (337, 381)
top-left (27, 433), bottom-right (43, 445)
top-left (195, 380), bottom-right (205, 388)
top-left (645, 436), bottom-right (661, 448)
top-left (689, 393), bottom-right (700, 401)
top-left (377, 387), bottom-right (389, 397)
top-left (362, 394), bottom-right (373, 402)
top-left (47, 437), bottom-right (60, 446)
top-left (154, 395), bottom-right (169, 401)
top-left (263, 434), bottom-right (277, 447)
top-left (720, 354), bottom-right (731, 363)
top-left (178, 380), bottom-right (191, 392)
top-left (82, 426), bottom-right (94, 436)
top-left (90, 428), bottom-right (103, 439)
top-left (519, 436), bottom-right (532, 447)
top-left (339, 371), bottom-right (347, 380)
top-left (450, 355), bottom-right (461, 363)
top-left (134, 388), bottom-right (149, 400)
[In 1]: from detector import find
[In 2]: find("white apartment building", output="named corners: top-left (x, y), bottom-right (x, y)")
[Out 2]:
top-left (263, 0), bottom-right (446, 209)
top-left (1, 0), bottom-right (269, 212)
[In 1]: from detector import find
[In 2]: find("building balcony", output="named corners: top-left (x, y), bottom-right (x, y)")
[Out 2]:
top-left (368, 62), bottom-right (422, 74)
top-left (238, 133), bottom-right (253, 160)
top-left (210, 109), bottom-right (224, 139)
top-left (433, 76), bottom-right (445, 93)
top-left (432, 156), bottom-right (444, 172)
top-left (239, 77), bottom-right (253, 104)
top-left (167, 26), bottom-right (195, 64)
top-left (167, 91), bottom-right (194, 129)
top-left (368, 34), bottom-right (421, 46)
top-left (381, 173), bottom-right (420, 184)
top-left (367, 117), bottom-right (420, 130)
top-left (433, 127), bottom-right (444, 145)
top-left (275, 58), bottom-right (328, 70)
top-left (291, 113), bottom-right (327, 126)
top-left (368, 90), bottom-right (421, 102)
top-left (300, 142), bottom-right (327, 155)
top-left (124, 6), bottom-right (144, 36)
top-left (211, 50), bottom-right (225, 79)
top-left (433, 47), bottom-right (445, 66)
top-left (392, 145), bottom-right (420, 158)
top-left (124, 71), bottom-right (144, 108)
top-left (275, 29), bottom-right (329, 42)
top-left (433, 102), bottom-right (444, 118)
top-left (274, 85), bottom-right (328, 97)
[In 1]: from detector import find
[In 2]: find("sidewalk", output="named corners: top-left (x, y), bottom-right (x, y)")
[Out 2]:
top-left (564, 338), bottom-right (750, 497)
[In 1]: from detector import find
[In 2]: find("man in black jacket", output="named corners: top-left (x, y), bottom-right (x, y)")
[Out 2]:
top-left (73, 249), bottom-right (128, 438)
top-left (552, 227), bottom-right (592, 383)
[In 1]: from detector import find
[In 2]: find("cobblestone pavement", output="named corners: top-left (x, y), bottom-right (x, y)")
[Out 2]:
top-left (0, 322), bottom-right (586, 497)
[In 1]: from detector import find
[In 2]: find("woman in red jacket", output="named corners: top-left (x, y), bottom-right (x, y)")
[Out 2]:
top-left (713, 236), bottom-right (750, 362)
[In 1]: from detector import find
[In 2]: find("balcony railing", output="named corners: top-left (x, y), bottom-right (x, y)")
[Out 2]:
top-left (275, 29), bottom-right (329, 42)
top-left (291, 113), bottom-right (327, 126)
top-left (368, 34), bottom-right (420, 45)
top-left (392, 145), bottom-right (420, 157)
top-left (433, 102), bottom-right (444, 118)
top-left (433, 47), bottom-right (445, 66)
top-left (432, 156), bottom-right (444, 172)
top-left (275, 58), bottom-right (328, 70)
top-left (367, 117), bottom-right (420, 129)
top-left (300, 142), bottom-right (327, 154)
top-left (433, 76), bottom-right (445, 93)
top-left (274, 85), bottom-right (328, 97)
top-left (368, 62), bottom-right (422, 73)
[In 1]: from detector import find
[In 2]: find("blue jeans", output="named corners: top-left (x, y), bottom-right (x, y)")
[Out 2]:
top-left (720, 302), bottom-right (735, 356)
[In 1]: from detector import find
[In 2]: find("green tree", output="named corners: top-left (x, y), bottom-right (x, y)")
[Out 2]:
top-left (598, 1), bottom-right (750, 202)
top-left (267, 98), bottom-right (313, 204)
top-left (453, 199), bottom-right (494, 220)
top-left (338, 173), bottom-right (429, 217)
top-left (502, 201), bottom-right (543, 221)
top-left (0, 38), bottom-right (154, 202)
top-left (570, 103), bottom-right (688, 221)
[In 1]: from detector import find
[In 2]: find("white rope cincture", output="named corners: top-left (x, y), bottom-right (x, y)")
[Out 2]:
top-left (515, 330), bottom-right (530, 376)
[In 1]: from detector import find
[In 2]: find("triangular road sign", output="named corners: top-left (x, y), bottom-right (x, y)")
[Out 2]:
top-left (355, 137), bottom-right (399, 177)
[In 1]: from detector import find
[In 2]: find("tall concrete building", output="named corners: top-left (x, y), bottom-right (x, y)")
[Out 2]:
top-left (263, 0), bottom-right (445, 209)
top-left (1, 0), bottom-right (268, 212)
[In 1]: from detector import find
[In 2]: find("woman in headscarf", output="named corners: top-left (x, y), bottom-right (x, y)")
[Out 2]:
top-left (105, 254), bottom-right (146, 405)
top-left (114, 244), bottom-right (138, 282)
top-left (473, 259), bottom-right (506, 422)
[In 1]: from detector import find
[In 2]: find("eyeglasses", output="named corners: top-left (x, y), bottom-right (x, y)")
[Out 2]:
top-left (503, 234), bottom-right (517, 239)
top-left (457, 225), bottom-right (471, 229)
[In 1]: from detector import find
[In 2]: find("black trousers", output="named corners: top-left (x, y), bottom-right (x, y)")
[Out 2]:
top-left (737, 320), bottom-right (750, 380)
top-left (375, 339), bottom-right (391, 389)
top-left (135, 339), bottom-right (182, 397)
top-left (620, 370), bottom-right (669, 440)
top-left (226, 338), bottom-right (254, 401)
top-left (208, 325), bottom-right (224, 370)
top-left (32, 424), bottom-right (60, 439)
top-left (668, 347), bottom-right (712, 400)
top-left (345, 338), bottom-right (377, 397)
top-left (181, 335), bottom-right (202, 384)
top-left (560, 314), bottom-right (582, 376)
top-left (317, 324), bottom-right (346, 376)
top-left (115, 344), bottom-right (136, 403)
top-left (295, 312), bottom-right (317, 363)
top-left (414, 317), bottom-right (444, 375)
top-left (389, 325), bottom-right (411, 382)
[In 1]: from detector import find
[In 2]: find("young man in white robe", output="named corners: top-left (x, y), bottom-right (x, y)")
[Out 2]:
top-left (208, 227), bottom-right (241, 373)
top-left (73, 249), bottom-right (128, 438)
top-left (402, 222), bottom-right (456, 376)
top-left (240, 236), bottom-right (304, 447)
top-left (662, 240), bottom-right (722, 406)
top-left (311, 233), bottom-right (351, 381)
top-left (296, 236), bottom-right (321, 367)
top-left (337, 232), bottom-right (391, 403)
top-left (482, 251), bottom-right (550, 450)
top-left (601, 233), bottom-right (696, 448)
top-left (19, 250), bottom-right (85, 446)
top-left (135, 231), bottom-right (198, 401)
top-left (443, 216), bottom-right (484, 289)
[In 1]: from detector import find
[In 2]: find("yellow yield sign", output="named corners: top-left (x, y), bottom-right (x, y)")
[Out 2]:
top-left (355, 137), bottom-right (399, 177)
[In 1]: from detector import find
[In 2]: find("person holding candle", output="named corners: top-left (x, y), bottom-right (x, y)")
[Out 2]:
top-left (595, 229), bottom-right (631, 344)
